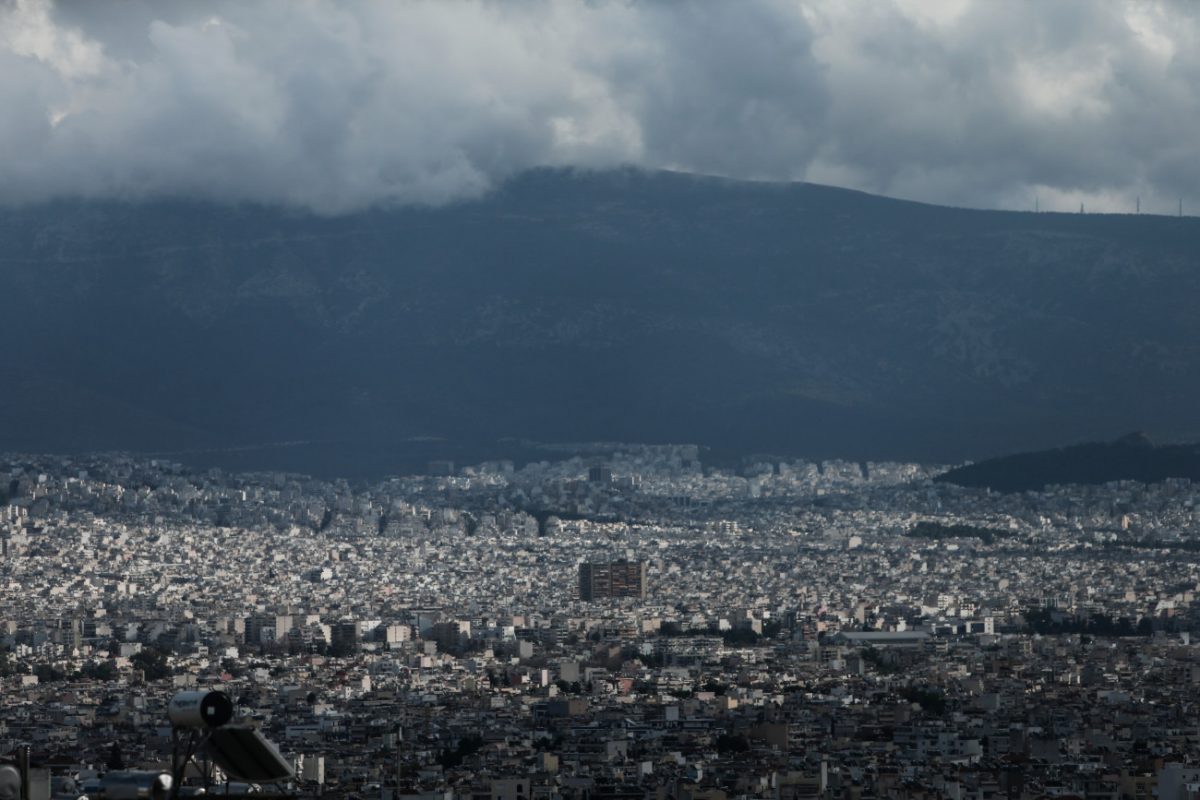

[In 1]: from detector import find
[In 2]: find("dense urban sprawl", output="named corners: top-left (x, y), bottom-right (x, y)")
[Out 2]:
top-left (4, 446), bottom-right (1200, 799)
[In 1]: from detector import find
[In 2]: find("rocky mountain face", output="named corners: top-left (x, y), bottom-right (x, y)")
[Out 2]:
top-left (2, 168), bottom-right (1198, 466)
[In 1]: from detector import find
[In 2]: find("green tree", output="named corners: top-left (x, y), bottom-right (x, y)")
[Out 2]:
top-left (130, 647), bottom-right (172, 681)
top-left (35, 663), bottom-right (67, 683)
top-left (81, 661), bottom-right (117, 682)
top-left (106, 742), bottom-right (125, 771)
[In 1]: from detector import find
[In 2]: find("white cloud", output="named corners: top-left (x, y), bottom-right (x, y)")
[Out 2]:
top-left (0, 0), bottom-right (1197, 213)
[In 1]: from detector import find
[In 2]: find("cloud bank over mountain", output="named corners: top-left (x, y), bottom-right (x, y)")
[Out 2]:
top-left (1, 0), bottom-right (1197, 214)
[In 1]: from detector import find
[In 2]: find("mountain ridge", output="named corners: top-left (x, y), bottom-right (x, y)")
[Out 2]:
top-left (2, 167), bottom-right (1199, 470)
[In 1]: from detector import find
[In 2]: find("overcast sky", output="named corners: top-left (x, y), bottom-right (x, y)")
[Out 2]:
top-left (1, 0), bottom-right (1197, 214)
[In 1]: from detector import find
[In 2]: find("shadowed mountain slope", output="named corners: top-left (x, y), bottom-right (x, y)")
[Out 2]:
top-left (2, 168), bottom-right (1199, 468)
top-left (935, 434), bottom-right (1200, 492)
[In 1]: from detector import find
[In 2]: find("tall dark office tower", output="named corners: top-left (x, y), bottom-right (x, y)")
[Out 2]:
top-left (579, 560), bottom-right (646, 601)
top-left (588, 465), bottom-right (613, 484)
top-left (330, 620), bottom-right (360, 655)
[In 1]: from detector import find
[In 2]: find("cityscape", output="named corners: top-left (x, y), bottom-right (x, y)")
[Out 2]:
top-left (5, 1), bottom-right (1200, 799)
top-left (5, 445), bottom-right (1200, 798)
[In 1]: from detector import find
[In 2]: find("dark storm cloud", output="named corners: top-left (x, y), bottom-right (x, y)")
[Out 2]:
top-left (0, 0), bottom-right (1195, 213)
